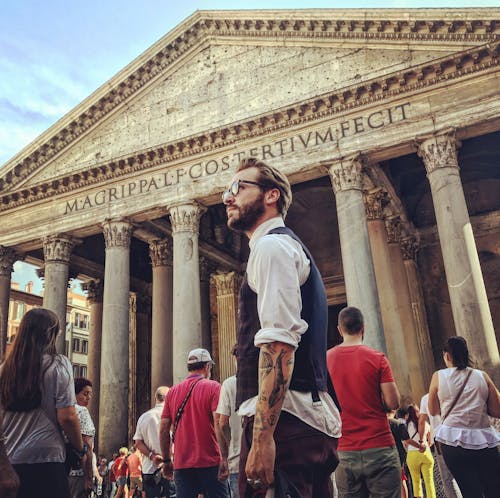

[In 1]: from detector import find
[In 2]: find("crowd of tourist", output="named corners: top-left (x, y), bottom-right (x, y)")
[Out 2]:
top-left (0, 158), bottom-right (499, 498)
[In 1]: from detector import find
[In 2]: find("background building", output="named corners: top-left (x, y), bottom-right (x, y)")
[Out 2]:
top-left (6, 280), bottom-right (91, 376)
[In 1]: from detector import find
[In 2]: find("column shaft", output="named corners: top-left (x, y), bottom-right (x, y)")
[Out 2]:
top-left (82, 279), bottom-right (103, 439)
top-left (400, 238), bottom-right (435, 390)
top-left (150, 239), bottom-right (173, 395)
top-left (0, 247), bottom-right (17, 360)
top-left (42, 235), bottom-right (77, 354)
top-left (365, 204), bottom-right (412, 399)
top-left (329, 157), bottom-right (386, 353)
top-left (417, 131), bottom-right (499, 380)
top-left (169, 202), bottom-right (206, 384)
top-left (99, 219), bottom-right (132, 456)
top-left (200, 257), bottom-right (215, 352)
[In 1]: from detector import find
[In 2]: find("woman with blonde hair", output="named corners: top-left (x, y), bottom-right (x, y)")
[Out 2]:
top-left (429, 336), bottom-right (500, 498)
top-left (0, 308), bottom-right (85, 498)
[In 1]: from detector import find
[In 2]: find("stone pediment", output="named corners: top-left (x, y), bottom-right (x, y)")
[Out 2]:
top-left (0, 8), bottom-right (498, 200)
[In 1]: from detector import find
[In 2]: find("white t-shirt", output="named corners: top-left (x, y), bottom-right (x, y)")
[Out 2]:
top-left (216, 375), bottom-right (242, 474)
top-left (133, 403), bottom-right (164, 474)
top-left (420, 393), bottom-right (440, 431)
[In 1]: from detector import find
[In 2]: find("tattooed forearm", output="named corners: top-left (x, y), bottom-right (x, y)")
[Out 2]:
top-left (253, 342), bottom-right (295, 441)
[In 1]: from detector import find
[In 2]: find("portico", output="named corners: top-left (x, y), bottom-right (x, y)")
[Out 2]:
top-left (0, 9), bottom-right (499, 455)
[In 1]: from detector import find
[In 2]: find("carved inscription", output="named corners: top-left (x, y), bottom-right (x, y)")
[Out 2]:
top-left (64, 103), bottom-right (410, 214)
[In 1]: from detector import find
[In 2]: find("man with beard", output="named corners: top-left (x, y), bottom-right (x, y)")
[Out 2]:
top-left (223, 157), bottom-right (341, 498)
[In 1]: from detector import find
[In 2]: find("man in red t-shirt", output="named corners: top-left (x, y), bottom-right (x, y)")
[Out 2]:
top-left (327, 306), bottom-right (401, 498)
top-left (159, 348), bottom-right (228, 498)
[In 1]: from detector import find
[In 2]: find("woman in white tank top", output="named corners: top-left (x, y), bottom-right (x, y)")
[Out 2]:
top-left (428, 337), bottom-right (500, 498)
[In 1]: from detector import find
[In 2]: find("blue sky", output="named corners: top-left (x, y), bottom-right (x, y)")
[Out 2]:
top-left (2, 0), bottom-right (498, 291)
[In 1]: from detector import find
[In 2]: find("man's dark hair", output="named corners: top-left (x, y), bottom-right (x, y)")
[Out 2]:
top-left (338, 306), bottom-right (364, 335)
top-left (231, 343), bottom-right (238, 357)
top-left (236, 157), bottom-right (292, 218)
top-left (188, 361), bottom-right (210, 372)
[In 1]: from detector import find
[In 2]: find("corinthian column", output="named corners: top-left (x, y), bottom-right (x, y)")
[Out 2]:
top-left (328, 156), bottom-right (386, 353)
top-left (364, 192), bottom-right (411, 399)
top-left (211, 271), bottom-right (240, 381)
top-left (99, 219), bottom-right (133, 456)
top-left (168, 201), bottom-right (206, 383)
top-left (43, 235), bottom-right (78, 353)
top-left (0, 246), bottom-right (18, 360)
top-left (81, 279), bottom-right (103, 432)
top-left (149, 239), bottom-right (173, 394)
top-left (417, 130), bottom-right (499, 380)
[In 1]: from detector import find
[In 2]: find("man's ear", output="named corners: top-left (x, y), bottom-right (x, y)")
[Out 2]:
top-left (264, 187), bottom-right (280, 207)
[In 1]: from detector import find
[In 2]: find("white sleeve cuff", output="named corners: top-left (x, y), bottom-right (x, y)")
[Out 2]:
top-left (254, 327), bottom-right (301, 349)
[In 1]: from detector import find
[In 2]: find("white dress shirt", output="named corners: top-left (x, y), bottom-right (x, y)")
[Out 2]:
top-left (238, 217), bottom-right (341, 438)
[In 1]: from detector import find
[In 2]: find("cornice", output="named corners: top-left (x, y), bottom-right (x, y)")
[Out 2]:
top-left (0, 39), bottom-right (498, 212)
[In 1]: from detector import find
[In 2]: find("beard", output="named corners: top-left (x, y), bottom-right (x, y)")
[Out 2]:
top-left (227, 193), bottom-right (265, 232)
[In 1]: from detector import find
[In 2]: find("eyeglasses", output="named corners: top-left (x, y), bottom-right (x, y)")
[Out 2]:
top-left (81, 391), bottom-right (93, 398)
top-left (222, 179), bottom-right (268, 203)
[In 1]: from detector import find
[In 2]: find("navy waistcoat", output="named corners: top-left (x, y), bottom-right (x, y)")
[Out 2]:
top-left (235, 226), bottom-right (329, 409)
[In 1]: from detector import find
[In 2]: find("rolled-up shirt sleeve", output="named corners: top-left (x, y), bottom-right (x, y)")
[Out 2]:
top-left (248, 234), bottom-right (309, 349)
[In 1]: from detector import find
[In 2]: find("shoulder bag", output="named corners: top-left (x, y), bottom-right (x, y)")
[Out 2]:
top-left (171, 377), bottom-right (203, 443)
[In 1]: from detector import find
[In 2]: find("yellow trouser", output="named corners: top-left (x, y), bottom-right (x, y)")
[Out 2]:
top-left (406, 449), bottom-right (436, 498)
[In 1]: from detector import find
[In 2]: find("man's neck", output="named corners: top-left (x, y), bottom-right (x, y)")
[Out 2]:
top-left (244, 211), bottom-right (280, 239)
top-left (339, 333), bottom-right (364, 346)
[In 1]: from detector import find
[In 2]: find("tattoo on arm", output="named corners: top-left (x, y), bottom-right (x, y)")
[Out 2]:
top-left (254, 344), bottom-right (295, 434)
top-left (268, 349), bottom-right (286, 408)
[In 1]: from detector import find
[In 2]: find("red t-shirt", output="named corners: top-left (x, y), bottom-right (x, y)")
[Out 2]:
top-left (327, 344), bottom-right (396, 451)
top-left (161, 374), bottom-right (221, 469)
top-left (114, 456), bottom-right (128, 477)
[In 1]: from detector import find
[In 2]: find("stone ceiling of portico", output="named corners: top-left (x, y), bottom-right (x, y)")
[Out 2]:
top-left (0, 8), bottom-right (498, 200)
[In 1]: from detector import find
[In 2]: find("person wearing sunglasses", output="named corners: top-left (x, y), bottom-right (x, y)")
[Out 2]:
top-left (223, 157), bottom-right (341, 498)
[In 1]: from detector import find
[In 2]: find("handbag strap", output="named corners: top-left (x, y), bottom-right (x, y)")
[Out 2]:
top-left (171, 377), bottom-right (203, 443)
top-left (441, 368), bottom-right (473, 423)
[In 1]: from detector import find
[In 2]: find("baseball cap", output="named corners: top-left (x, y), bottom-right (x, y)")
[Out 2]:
top-left (187, 348), bottom-right (214, 364)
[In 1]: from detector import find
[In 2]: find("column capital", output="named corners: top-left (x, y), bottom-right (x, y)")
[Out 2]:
top-left (168, 201), bottom-right (206, 234)
top-left (0, 246), bottom-right (19, 276)
top-left (384, 215), bottom-right (402, 244)
top-left (327, 154), bottom-right (364, 193)
top-left (43, 234), bottom-right (79, 264)
top-left (415, 128), bottom-right (461, 175)
top-left (211, 271), bottom-right (240, 296)
top-left (363, 188), bottom-right (388, 220)
top-left (400, 236), bottom-right (419, 261)
top-left (82, 279), bottom-right (103, 304)
top-left (101, 218), bottom-right (133, 249)
top-left (149, 239), bottom-right (172, 267)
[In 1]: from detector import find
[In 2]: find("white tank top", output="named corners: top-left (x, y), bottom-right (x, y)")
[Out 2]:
top-left (435, 367), bottom-right (500, 449)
